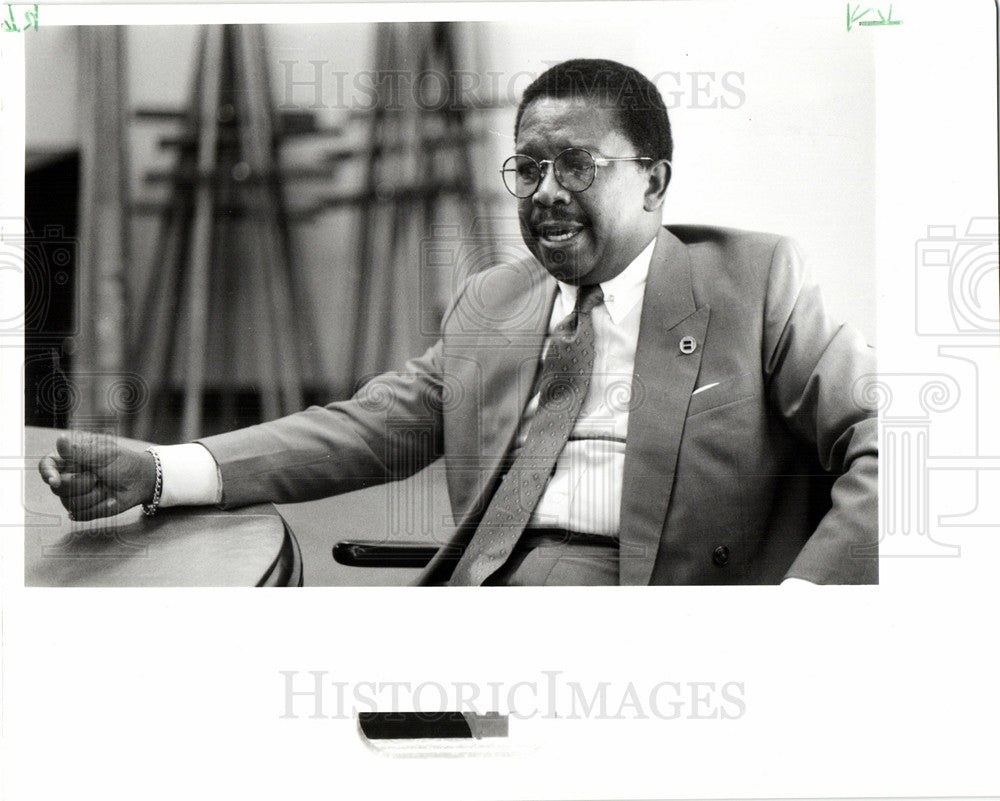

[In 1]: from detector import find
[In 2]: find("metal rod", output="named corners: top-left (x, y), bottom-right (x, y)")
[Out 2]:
top-left (179, 25), bottom-right (225, 441)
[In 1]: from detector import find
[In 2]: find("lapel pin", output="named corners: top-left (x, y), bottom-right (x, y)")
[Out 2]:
top-left (679, 336), bottom-right (697, 354)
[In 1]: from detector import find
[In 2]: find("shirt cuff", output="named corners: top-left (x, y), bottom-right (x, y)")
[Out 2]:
top-left (781, 577), bottom-right (818, 587)
top-left (156, 443), bottom-right (223, 507)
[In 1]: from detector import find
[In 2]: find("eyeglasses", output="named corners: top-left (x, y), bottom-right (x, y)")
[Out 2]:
top-left (500, 147), bottom-right (656, 198)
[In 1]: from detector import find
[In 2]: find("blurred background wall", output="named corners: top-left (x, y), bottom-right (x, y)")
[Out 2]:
top-left (24, 13), bottom-right (875, 442)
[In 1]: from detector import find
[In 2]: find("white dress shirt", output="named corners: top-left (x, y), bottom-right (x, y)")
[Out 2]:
top-left (513, 237), bottom-right (656, 536)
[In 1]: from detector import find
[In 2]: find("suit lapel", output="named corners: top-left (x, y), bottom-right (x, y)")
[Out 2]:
top-left (618, 228), bottom-right (710, 585)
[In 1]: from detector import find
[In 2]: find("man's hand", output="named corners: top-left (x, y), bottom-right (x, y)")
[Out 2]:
top-left (37, 433), bottom-right (157, 521)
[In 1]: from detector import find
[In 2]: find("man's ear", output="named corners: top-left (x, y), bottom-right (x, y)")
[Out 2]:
top-left (643, 160), bottom-right (672, 212)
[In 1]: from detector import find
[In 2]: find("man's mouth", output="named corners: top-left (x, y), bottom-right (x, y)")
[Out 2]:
top-left (535, 221), bottom-right (585, 244)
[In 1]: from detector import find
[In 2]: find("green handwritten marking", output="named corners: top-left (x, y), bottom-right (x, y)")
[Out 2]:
top-left (2, 4), bottom-right (38, 33)
top-left (1, 4), bottom-right (18, 31)
top-left (858, 3), bottom-right (901, 25)
top-left (847, 3), bottom-right (871, 31)
top-left (847, 2), bottom-right (901, 30)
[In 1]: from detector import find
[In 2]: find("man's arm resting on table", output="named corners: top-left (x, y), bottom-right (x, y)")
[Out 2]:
top-left (39, 282), bottom-right (467, 520)
top-left (38, 339), bottom-right (446, 519)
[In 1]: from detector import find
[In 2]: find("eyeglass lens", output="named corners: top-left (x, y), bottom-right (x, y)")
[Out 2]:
top-left (501, 148), bottom-right (597, 197)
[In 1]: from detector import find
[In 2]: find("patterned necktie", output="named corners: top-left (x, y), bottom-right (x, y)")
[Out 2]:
top-left (449, 283), bottom-right (605, 586)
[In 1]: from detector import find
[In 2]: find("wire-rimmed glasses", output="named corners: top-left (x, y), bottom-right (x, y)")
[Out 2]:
top-left (500, 147), bottom-right (656, 198)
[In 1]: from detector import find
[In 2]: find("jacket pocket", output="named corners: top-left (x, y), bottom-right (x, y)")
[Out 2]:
top-left (686, 371), bottom-right (756, 417)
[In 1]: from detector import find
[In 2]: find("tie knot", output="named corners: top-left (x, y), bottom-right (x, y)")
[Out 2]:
top-left (575, 284), bottom-right (604, 315)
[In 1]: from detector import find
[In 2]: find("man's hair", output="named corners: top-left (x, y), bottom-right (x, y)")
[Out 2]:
top-left (514, 59), bottom-right (673, 163)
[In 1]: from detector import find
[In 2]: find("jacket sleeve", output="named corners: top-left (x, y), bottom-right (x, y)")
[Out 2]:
top-left (195, 342), bottom-right (447, 508)
top-left (762, 237), bottom-right (878, 583)
top-left (196, 274), bottom-right (479, 508)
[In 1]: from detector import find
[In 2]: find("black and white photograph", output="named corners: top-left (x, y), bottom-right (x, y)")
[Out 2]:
top-left (1, 0), bottom-right (997, 798)
top-left (21, 14), bottom-right (879, 588)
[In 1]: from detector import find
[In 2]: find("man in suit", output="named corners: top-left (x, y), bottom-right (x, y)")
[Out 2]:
top-left (38, 59), bottom-right (878, 585)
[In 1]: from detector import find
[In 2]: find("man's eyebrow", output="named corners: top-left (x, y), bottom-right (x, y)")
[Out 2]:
top-left (514, 142), bottom-right (605, 156)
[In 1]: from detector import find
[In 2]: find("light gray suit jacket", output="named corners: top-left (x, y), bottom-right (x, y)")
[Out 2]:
top-left (199, 225), bottom-right (878, 584)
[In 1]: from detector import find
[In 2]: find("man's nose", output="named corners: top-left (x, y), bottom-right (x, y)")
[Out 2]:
top-left (532, 163), bottom-right (570, 207)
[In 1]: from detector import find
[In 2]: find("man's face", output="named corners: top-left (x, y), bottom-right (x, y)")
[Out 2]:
top-left (515, 97), bottom-right (656, 285)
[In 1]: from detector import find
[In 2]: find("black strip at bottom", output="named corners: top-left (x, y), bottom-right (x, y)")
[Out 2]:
top-left (358, 712), bottom-right (473, 740)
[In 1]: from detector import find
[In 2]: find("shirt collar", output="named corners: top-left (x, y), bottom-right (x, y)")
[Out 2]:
top-left (554, 236), bottom-right (656, 326)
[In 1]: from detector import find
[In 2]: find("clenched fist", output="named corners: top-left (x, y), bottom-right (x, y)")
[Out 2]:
top-left (37, 433), bottom-right (157, 521)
